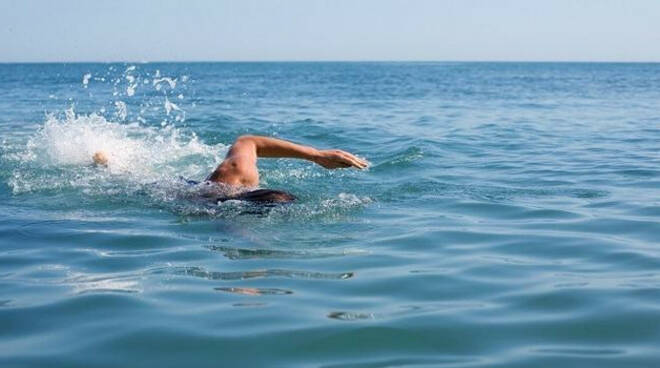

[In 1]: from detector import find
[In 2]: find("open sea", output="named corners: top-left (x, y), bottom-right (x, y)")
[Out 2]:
top-left (0, 62), bottom-right (659, 367)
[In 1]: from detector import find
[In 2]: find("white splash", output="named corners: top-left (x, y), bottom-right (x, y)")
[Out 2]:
top-left (114, 101), bottom-right (127, 120)
top-left (164, 96), bottom-right (181, 115)
top-left (123, 66), bottom-right (138, 96)
top-left (338, 192), bottom-right (372, 205)
top-left (126, 75), bottom-right (137, 96)
top-left (82, 73), bottom-right (92, 87)
top-left (153, 77), bottom-right (176, 91)
top-left (318, 193), bottom-right (372, 209)
top-left (7, 109), bottom-right (226, 193)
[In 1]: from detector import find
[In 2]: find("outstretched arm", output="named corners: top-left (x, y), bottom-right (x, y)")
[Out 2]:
top-left (206, 135), bottom-right (368, 187)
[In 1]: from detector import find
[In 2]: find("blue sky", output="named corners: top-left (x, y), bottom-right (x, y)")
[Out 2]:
top-left (1, 0), bottom-right (658, 62)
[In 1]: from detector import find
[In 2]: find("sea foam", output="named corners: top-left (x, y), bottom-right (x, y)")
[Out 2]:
top-left (8, 109), bottom-right (226, 194)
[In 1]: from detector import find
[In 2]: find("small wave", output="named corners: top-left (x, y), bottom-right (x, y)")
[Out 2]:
top-left (215, 287), bottom-right (293, 296)
top-left (530, 346), bottom-right (625, 356)
top-left (371, 146), bottom-right (423, 171)
top-left (63, 272), bottom-right (142, 294)
top-left (327, 311), bottom-right (377, 320)
top-left (160, 265), bottom-right (353, 281)
top-left (327, 302), bottom-right (491, 322)
top-left (379, 179), bottom-right (608, 204)
top-left (206, 245), bottom-right (368, 260)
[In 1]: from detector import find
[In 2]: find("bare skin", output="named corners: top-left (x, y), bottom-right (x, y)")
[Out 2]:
top-left (92, 151), bottom-right (109, 166)
top-left (206, 135), bottom-right (368, 187)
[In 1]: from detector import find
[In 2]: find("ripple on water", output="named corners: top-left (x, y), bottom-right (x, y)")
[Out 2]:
top-left (63, 273), bottom-right (143, 295)
top-left (214, 287), bottom-right (293, 295)
top-left (529, 346), bottom-right (626, 356)
top-left (164, 265), bottom-right (354, 281)
top-left (205, 245), bottom-right (368, 260)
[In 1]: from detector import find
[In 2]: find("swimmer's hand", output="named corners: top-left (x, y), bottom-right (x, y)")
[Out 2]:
top-left (92, 151), bottom-right (109, 166)
top-left (313, 149), bottom-right (369, 170)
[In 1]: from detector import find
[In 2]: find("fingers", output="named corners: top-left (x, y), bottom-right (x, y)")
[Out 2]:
top-left (353, 156), bottom-right (369, 169)
top-left (320, 149), bottom-right (369, 170)
top-left (339, 151), bottom-right (369, 169)
top-left (346, 157), bottom-right (365, 169)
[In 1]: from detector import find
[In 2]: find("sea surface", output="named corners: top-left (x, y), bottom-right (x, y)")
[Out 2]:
top-left (0, 62), bottom-right (659, 367)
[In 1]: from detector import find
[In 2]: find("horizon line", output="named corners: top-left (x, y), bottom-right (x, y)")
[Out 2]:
top-left (1, 59), bottom-right (659, 64)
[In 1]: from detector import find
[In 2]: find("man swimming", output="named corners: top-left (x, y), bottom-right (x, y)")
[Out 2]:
top-left (93, 135), bottom-right (368, 204)
top-left (204, 135), bottom-right (368, 203)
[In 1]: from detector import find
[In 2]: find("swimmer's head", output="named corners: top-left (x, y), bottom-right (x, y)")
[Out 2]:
top-left (92, 151), bottom-right (109, 166)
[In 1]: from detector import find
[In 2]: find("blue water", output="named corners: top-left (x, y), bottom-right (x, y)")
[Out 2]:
top-left (1, 62), bottom-right (659, 367)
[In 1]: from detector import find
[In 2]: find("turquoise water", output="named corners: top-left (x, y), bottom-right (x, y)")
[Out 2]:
top-left (1, 62), bottom-right (659, 367)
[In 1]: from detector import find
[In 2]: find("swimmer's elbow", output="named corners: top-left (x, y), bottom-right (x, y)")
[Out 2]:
top-left (225, 136), bottom-right (255, 154)
top-left (232, 135), bottom-right (260, 151)
top-left (236, 135), bottom-right (258, 144)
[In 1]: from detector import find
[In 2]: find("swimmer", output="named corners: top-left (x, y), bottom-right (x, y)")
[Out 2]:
top-left (205, 135), bottom-right (368, 203)
top-left (92, 135), bottom-right (368, 204)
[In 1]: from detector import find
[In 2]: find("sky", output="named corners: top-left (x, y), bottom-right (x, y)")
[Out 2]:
top-left (1, 0), bottom-right (659, 62)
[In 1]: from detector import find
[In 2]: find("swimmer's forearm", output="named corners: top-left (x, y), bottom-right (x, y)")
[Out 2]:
top-left (233, 135), bottom-right (368, 170)
top-left (237, 135), bottom-right (320, 161)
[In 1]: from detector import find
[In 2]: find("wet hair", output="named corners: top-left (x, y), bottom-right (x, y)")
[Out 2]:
top-left (217, 189), bottom-right (296, 204)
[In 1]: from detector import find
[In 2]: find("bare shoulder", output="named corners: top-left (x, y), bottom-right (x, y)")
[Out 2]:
top-left (207, 138), bottom-right (259, 187)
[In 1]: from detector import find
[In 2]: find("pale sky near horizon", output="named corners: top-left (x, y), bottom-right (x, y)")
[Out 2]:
top-left (1, 0), bottom-right (659, 62)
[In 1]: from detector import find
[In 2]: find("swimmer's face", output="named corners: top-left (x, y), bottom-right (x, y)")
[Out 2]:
top-left (93, 151), bottom-right (109, 166)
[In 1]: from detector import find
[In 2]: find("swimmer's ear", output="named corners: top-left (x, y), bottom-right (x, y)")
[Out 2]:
top-left (92, 151), bottom-right (109, 166)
